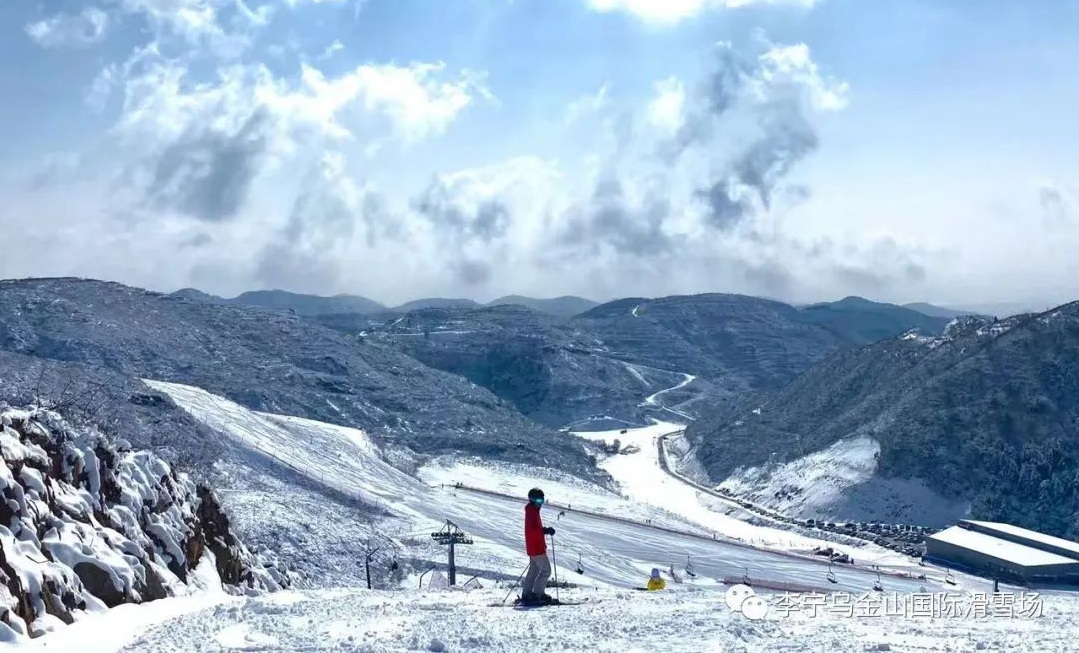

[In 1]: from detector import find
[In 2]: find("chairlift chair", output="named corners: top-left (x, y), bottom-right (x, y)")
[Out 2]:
top-left (827, 563), bottom-right (838, 584)
top-left (685, 556), bottom-right (696, 578)
top-left (575, 554), bottom-right (585, 575)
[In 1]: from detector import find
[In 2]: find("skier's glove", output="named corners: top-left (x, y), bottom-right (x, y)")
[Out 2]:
top-left (543, 527), bottom-right (556, 536)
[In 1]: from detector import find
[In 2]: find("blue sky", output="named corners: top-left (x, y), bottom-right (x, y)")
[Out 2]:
top-left (1, 0), bottom-right (1077, 310)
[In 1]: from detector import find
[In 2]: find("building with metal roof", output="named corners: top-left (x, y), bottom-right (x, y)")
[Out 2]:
top-left (924, 520), bottom-right (1079, 585)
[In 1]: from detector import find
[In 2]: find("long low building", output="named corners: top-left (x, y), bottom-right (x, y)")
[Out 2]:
top-left (924, 520), bottom-right (1079, 585)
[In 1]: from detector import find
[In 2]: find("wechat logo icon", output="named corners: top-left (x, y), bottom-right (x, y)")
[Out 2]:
top-left (725, 584), bottom-right (769, 621)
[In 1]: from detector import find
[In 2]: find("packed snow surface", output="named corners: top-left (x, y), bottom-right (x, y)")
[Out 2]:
top-left (23, 586), bottom-right (1079, 653)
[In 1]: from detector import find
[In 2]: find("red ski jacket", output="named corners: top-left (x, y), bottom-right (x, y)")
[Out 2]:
top-left (524, 503), bottom-right (546, 556)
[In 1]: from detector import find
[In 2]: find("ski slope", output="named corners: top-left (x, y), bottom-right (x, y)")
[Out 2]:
top-left (27, 585), bottom-right (1079, 653)
top-left (24, 380), bottom-right (1067, 652)
top-left (144, 381), bottom-right (958, 596)
top-left (573, 424), bottom-right (924, 572)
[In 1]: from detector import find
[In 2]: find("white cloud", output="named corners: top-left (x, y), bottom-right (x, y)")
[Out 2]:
top-left (25, 8), bottom-right (110, 49)
top-left (317, 40), bottom-right (345, 60)
top-left (564, 85), bottom-right (611, 124)
top-left (330, 63), bottom-right (489, 143)
top-left (586, 0), bottom-right (819, 25)
top-left (6, 1), bottom-right (973, 308)
top-left (66, 29), bottom-right (859, 301)
top-left (86, 65), bottom-right (119, 112)
top-left (110, 56), bottom-right (484, 153)
top-left (120, 0), bottom-right (220, 39)
top-left (752, 43), bottom-right (850, 111)
top-left (646, 77), bottom-right (685, 131)
top-left (114, 0), bottom-right (272, 56)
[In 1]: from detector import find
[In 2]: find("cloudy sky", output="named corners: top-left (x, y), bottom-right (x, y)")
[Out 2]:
top-left (2, 0), bottom-right (1077, 309)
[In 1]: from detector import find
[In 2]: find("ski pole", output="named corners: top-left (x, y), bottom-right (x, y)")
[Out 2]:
top-left (502, 563), bottom-right (530, 605)
top-left (550, 534), bottom-right (560, 604)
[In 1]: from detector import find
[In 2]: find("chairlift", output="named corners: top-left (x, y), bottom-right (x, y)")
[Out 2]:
top-left (575, 553), bottom-right (585, 575)
top-left (685, 556), bottom-right (696, 578)
top-left (417, 564), bottom-right (438, 589)
top-left (669, 564), bottom-right (682, 583)
top-left (945, 570), bottom-right (957, 586)
top-left (391, 558), bottom-right (399, 572)
top-left (742, 567), bottom-right (751, 586)
top-left (826, 563), bottom-right (838, 584)
top-left (873, 573), bottom-right (883, 592)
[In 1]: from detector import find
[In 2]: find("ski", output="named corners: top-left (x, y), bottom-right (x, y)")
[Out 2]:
top-left (490, 599), bottom-right (596, 608)
top-left (510, 601), bottom-right (593, 608)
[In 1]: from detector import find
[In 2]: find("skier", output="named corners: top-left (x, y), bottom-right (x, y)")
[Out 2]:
top-left (520, 487), bottom-right (557, 606)
top-left (647, 568), bottom-right (666, 591)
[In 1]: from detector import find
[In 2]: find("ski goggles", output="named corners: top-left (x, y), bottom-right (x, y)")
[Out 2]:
top-left (530, 497), bottom-right (545, 505)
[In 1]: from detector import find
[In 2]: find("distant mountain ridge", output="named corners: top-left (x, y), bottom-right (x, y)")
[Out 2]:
top-left (392, 298), bottom-right (482, 312)
top-left (903, 302), bottom-right (985, 320)
top-left (488, 295), bottom-right (599, 317)
top-left (356, 292), bottom-right (950, 430)
top-left (172, 288), bottom-right (387, 316)
top-left (799, 296), bottom-right (951, 344)
top-left (172, 288), bottom-right (599, 318)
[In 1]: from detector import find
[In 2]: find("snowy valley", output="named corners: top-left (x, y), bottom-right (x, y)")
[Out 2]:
top-left (8, 376), bottom-right (1078, 651)
top-left (2, 280), bottom-right (1079, 651)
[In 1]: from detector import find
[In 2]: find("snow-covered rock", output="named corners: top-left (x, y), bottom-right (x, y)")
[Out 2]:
top-left (0, 406), bottom-right (293, 641)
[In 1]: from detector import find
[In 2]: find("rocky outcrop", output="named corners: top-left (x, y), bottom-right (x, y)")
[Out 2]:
top-left (0, 406), bottom-right (292, 641)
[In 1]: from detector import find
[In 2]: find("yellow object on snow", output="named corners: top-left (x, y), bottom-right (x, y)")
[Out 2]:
top-left (646, 577), bottom-right (666, 591)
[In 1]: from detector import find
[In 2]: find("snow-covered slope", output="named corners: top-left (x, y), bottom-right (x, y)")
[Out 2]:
top-left (146, 381), bottom-right (961, 597)
top-left (27, 381), bottom-right (1069, 652)
top-left (573, 426), bottom-right (917, 569)
top-left (29, 585), bottom-right (1079, 653)
top-left (717, 436), bottom-right (970, 525)
top-left (0, 407), bottom-right (288, 642)
top-left (719, 436), bottom-right (882, 516)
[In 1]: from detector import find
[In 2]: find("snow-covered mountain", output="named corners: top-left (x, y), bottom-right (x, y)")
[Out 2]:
top-left (687, 304), bottom-right (1079, 537)
top-left (354, 293), bottom-right (947, 430)
top-left (0, 278), bottom-right (594, 476)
